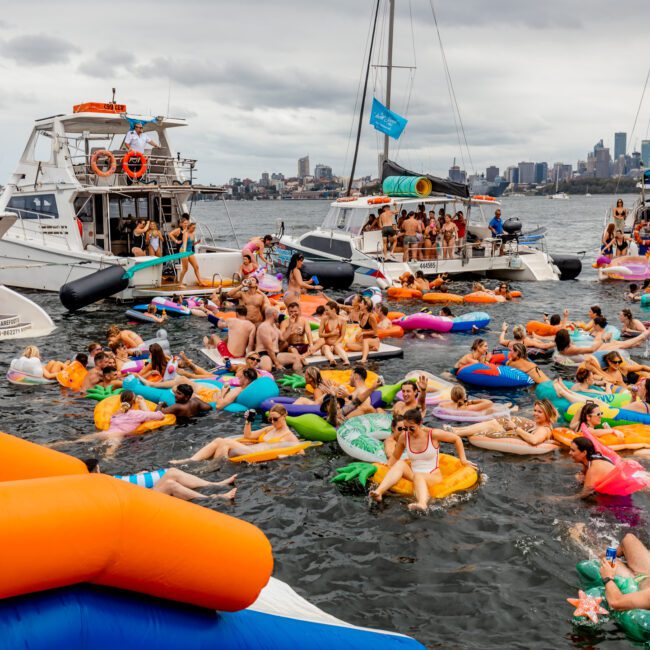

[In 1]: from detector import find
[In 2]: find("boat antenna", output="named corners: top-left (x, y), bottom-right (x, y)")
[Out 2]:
top-left (382, 0), bottom-right (395, 166)
top-left (346, 0), bottom-right (381, 197)
top-left (111, 87), bottom-right (116, 105)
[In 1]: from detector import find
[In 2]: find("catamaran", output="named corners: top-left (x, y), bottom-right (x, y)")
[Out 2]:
top-left (0, 101), bottom-right (241, 298)
top-left (274, 0), bottom-right (567, 286)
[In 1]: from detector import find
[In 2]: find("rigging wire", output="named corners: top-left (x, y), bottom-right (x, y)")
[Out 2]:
top-left (342, 1), bottom-right (377, 181)
top-left (429, 0), bottom-right (475, 176)
top-left (347, 0), bottom-right (382, 195)
top-left (395, 0), bottom-right (418, 159)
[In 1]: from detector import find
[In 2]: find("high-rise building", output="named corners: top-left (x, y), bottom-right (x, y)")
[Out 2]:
top-left (631, 151), bottom-right (642, 169)
top-left (518, 162), bottom-right (535, 185)
top-left (595, 148), bottom-right (611, 179)
top-left (314, 164), bottom-right (333, 181)
top-left (505, 166), bottom-right (519, 184)
top-left (641, 141), bottom-right (650, 167)
top-left (485, 166), bottom-right (499, 182)
top-left (534, 162), bottom-right (548, 184)
top-left (614, 132), bottom-right (627, 159)
top-left (594, 139), bottom-right (604, 154)
top-left (259, 172), bottom-right (270, 188)
top-left (448, 163), bottom-right (466, 183)
top-left (298, 156), bottom-right (310, 178)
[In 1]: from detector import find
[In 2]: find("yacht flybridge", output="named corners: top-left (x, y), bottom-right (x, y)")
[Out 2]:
top-left (275, 193), bottom-right (561, 287)
top-left (0, 101), bottom-right (241, 297)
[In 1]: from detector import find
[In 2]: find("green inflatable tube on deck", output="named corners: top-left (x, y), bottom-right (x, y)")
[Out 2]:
top-left (382, 175), bottom-right (432, 198)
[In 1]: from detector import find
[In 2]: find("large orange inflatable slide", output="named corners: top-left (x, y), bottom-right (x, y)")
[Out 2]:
top-left (0, 431), bottom-right (424, 650)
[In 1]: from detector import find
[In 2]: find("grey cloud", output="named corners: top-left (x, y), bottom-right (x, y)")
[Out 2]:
top-left (132, 57), bottom-right (353, 109)
top-left (0, 34), bottom-right (79, 65)
top-left (78, 49), bottom-right (135, 77)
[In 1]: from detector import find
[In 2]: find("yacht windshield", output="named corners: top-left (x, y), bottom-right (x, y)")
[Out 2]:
top-left (322, 206), bottom-right (376, 235)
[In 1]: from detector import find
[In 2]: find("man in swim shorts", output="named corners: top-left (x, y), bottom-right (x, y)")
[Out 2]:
top-left (598, 533), bottom-right (650, 611)
top-left (81, 352), bottom-right (115, 391)
top-left (203, 305), bottom-right (255, 359)
top-left (378, 205), bottom-right (398, 259)
top-left (255, 307), bottom-right (303, 372)
top-left (401, 211), bottom-right (422, 262)
top-left (157, 384), bottom-right (211, 418)
top-left (280, 301), bottom-right (313, 358)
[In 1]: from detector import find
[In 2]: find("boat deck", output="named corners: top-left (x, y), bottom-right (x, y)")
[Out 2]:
top-left (200, 344), bottom-right (404, 368)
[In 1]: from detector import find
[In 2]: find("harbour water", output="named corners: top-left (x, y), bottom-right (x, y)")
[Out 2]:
top-left (1, 194), bottom-right (648, 648)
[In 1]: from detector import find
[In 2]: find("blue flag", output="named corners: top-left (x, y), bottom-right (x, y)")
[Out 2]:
top-left (369, 98), bottom-right (408, 139)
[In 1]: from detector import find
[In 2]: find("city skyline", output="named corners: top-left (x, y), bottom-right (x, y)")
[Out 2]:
top-left (0, 1), bottom-right (648, 186)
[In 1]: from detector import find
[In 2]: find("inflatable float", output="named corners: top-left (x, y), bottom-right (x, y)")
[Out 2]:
top-left (455, 363), bottom-right (534, 388)
top-left (599, 255), bottom-right (650, 282)
top-left (393, 311), bottom-right (490, 333)
top-left (526, 321), bottom-right (561, 336)
top-left (468, 433), bottom-right (559, 456)
top-left (0, 431), bottom-right (424, 650)
top-left (7, 356), bottom-right (55, 385)
top-left (431, 403), bottom-right (512, 422)
top-left (421, 292), bottom-right (464, 304)
top-left (94, 394), bottom-right (176, 434)
top-left (56, 359), bottom-right (88, 391)
top-left (336, 412), bottom-right (396, 463)
top-left (397, 370), bottom-right (454, 404)
top-left (571, 559), bottom-right (650, 644)
top-left (553, 424), bottom-right (650, 451)
top-left (133, 298), bottom-right (191, 316)
top-left (125, 308), bottom-right (163, 323)
top-left (386, 287), bottom-right (422, 300)
top-left (463, 292), bottom-right (505, 304)
top-left (122, 374), bottom-right (279, 413)
top-left (285, 413), bottom-right (337, 442)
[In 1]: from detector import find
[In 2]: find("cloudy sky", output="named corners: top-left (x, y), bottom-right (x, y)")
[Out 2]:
top-left (0, 0), bottom-right (648, 184)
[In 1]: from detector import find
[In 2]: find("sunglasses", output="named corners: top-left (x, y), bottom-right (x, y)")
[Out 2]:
top-left (249, 357), bottom-right (260, 362)
top-left (407, 425), bottom-right (418, 431)
top-left (610, 359), bottom-right (622, 365)
top-left (395, 426), bottom-right (407, 432)
top-left (591, 412), bottom-right (603, 417)
top-left (269, 416), bottom-right (282, 422)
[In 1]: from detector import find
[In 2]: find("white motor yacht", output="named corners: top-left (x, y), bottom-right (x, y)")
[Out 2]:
top-left (274, 195), bottom-right (560, 287)
top-left (0, 101), bottom-right (241, 299)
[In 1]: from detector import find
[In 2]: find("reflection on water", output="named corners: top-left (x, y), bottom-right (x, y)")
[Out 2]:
top-left (1, 195), bottom-right (648, 649)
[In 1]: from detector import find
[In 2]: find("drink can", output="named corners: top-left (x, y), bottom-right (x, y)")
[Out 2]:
top-left (606, 546), bottom-right (617, 566)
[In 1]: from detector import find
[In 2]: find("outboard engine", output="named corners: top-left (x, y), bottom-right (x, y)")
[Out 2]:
top-left (550, 254), bottom-right (582, 281)
top-left (503, 218), bottom-right (522, 235)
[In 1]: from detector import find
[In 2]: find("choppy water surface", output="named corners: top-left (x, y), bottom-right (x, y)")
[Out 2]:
top-left (2, 195), bottom-right (649, 649)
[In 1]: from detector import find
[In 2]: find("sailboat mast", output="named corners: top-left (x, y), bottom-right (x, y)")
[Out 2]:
top-left (383, 0), bottom-right (395, 164)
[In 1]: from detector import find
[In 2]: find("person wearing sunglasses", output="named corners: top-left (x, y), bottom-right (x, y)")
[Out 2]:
top-left (171, 404), bottom-right (299, 463)
top-left (582, 350), bottom-right (650, 389)
top-left (370, 408), bottom-right (476, 511)
top-left (567, 401), bottom-right (624, 440)
top-left (383, 414), bottom-right (407, 460)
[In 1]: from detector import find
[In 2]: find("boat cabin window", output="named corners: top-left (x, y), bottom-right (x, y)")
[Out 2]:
top-left (7, 194), bottom-right (58, 219)
top-left (301, 235), bottom-right (352, 259)
top-left (322, 206), bottom-right (381, 236)
top-left (32, 130), bottom-right (53, 163)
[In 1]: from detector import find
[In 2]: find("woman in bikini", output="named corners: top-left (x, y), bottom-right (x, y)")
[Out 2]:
top-left (440, 214), bottom-right (458, 260)
top-left (455, 338), bottom-right (490, 370)
top-left (437, 385), bottom-right (514, 416)
top-left (619, 308), bottom-right (646, 338)
top-left (613, 229), bottom-right (630, 258)
top-left (370, 408), bottom-right (476, 511)
top-left (601, 223), bottom-right (616, 257)
top-left (613, 199), bottom-right (628, 232)
top-left (284, 252), bottom-right (322, 305)
top-left (506, 342), bottom-right (550, 384)
top-left (238, 253), bottom-right (258, 281)
top-left (444, 399), bottom-right (557, 447)
top-left (171, 404), bottom-right (299, 463)
top-left (309, 300), bottom-right (350, 366)
top-left (345, 297), bottom-right (380, 363)
top-left (179, 223), bottom-right (206, 287)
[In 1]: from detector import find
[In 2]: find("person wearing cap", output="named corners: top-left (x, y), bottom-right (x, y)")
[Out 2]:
top-left (378, 205), bottom-right (398, 259)
top-left (489, 208), bottom-right (505, 255)
top-left (124, 122), bottom-right (161, 184)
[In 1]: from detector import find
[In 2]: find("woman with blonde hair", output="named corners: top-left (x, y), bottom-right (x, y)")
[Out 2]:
top-left (444, 399), bottom-right (558, 446)
top-left (11, 345), bottom-right (67, 379)
top-left (437, 385), bottom-right (514, 416)
top-left (171, 404), bottom-right (300, 463)
top-left (499, 323), bottom-right (556, 352)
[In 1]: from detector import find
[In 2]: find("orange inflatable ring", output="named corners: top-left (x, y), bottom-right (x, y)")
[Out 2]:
top-left (422, 292), bottom-right (464, 303)
top-left (429, 277), bottom-right (445, 288)
top-left (367, 196), bottom-right (392, 205)
top-left (90, 149), bottom-right (116, 177)
top-left (463, 292), bottom-right (505, 304)
top-left (634, 222), bottom-right (650, 247)
top-left (377, 325), bottom-right (404, 339)
top-left (386, 311), bottom-right (405, 320)
top-left (526, 321), bottom-right (561, 336)
top-left (472, 195), bottom-right (496, 202)
top-left (56, 360), bottom-right (88, 391)
top-left (94, 394), bottom-right (176, 434)
top-left (553, 425), bottom-right (650, 451)
top-left (122, 150), bottom-right (148, 179)
top-left (387, 287), bottom-right (422, 299)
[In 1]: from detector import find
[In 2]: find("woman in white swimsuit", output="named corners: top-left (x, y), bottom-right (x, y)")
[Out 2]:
top-left (370, 408), bottom-right (476, 511)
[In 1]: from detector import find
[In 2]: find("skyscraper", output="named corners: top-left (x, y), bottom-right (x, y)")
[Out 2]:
top-left (485, 166), bottom-right (499, 182)
top-left (518, 162), bottom-right (535, 185)
top-left (314, 164), bottom-right (333, 181)
top-left (298, 156), bottom-right (310, 178)
top-left (595, 148), bottom-right (611, 179)
top-left (614, 132), bottom-right (627, 159)
top-left (534, 162), bottom-right (548, 184)
top-left (642, 141), bottom-right (650, 167)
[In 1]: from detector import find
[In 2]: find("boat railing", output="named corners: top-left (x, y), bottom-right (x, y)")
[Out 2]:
top-left (70, 153), bottom-right (197, 188)
top-left (5, 209), bottom-right (75, 250)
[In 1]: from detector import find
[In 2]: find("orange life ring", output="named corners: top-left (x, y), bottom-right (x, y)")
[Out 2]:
top-left (336, 196), bottom-right (357, 202)
top-left (90, 149), bottom-right (116, 177)
top-left (368, 196), bottom-right (392, 205)
top-left (472, 195), bottom-right (496, 201)
top-left (122, 151), bottom-right (148, 179)
top-left (634, 222), bottom-right (650, 247)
